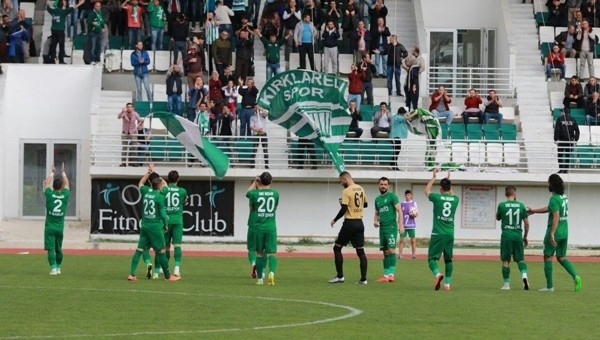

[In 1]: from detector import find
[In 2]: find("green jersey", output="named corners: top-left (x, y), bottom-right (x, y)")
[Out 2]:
top-left (44, 187), bottom-right (70, 229)
top-left (161, 184), bottom-right (187, 224)
top-left (547, 193), bottom-right (569, 239)
top-left (87, 10), bottom-right (104, 32)
top-left (496, 200), bottom-right (527, 241)
top-left (428, 192), bottom-right (459, 235)
top-left (374, 191), bottom-right (400, 230)
top-left (246, 188), bottom-right (279, 232)
top-left (147, 2), bottom-right (166, 29)
top-left (47, 7), bottom-right (73, 31)
top-left (140, 186), bottom-right (168, 229)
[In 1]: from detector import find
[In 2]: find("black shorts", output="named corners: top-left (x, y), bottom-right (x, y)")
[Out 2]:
top-left (335, 219), bottom-right (365, 248)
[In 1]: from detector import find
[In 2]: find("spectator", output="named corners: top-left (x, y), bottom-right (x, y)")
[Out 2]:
top-left (570, 9), bottom-right (584, 28)
top-left (47, 0), bottom-right (84, 64)
top-left (214, 0), bottom-right (234, 37)
top-left (585, 91), bottom-right (600, 124)
top-left (215, 105), bottom-right (235, 155)
top-left (41, 36), bottom-right (52, 64)
top-left (194, 101), bottom-right (212, 135)
top-left (575, 19), bottom-right (597, 79)
top-left (187, 76), bottom-right (207, 122)
top-left (351, 20), bottom-right (370, 63)
top-left (303, 0), bottom-right (323, 29)
top-left (386, 35), bottom-right (407, 97)
top-left (283, 0), bottom-right (301, 62)
top-left (566, 0), bottom-right (583, 24)
top-left (0, 15), bottom-right (9, 63)
top-left (429, 85), bottom-right (454, 134)
top-left (483, 90), bottom-right (504, 129)
top-left (370, 17), bottom-right (389, 78)
top-left (347, 100), bottom-right (363, 138)
top-left (368, 0), bottom-right (387, 29)
top-left (402, 46), bottom-right (426, 111)
top-left (348, 63), bottom-right (365, 108)
top-left (185, 44), bottom-right (204, 87)
top-left (583, 75), bottom-right (600, 101)
top-left (171, 13), bottom-right (188, 65)
top-left (106, 0), bottom-right (122, 37)
top-left (222, 79), bottom-right (238, 117)
top-left (86, 1), bottom-right (104, 65)
top-left (321, 19), bottom-right (340, 74)
top-left (324, 1), bottom-right (340, 29)
top-left (548, 0), bottom-right (568, 27)
top-left (209, 70), bottom-right (224, 108)
top-left (294, 13), bottom-right (317, 70)
top-left (136, 119), bottom-right (150, 164)
top-left (546, 44), bottom-right (566, 81)
top-left (554, 109), bottom-right (580, 173)
top-left (234, 15), bottom-right (255, 36)
top-left (121, 0), bottom-right (144, 49)
top-left (166, 64), bottom-right (183, 116)
top-left (563, 75), bottom-right (584, 110)
top-left (117, 103), bottom-right (143, 167)
top-left (257, 27), bottom-right (290, 79)
top-left (147, 0), bottom-right (166, 51)
top-left (580, 0), bottom-right (599, 27)
top-left (207, 99), bottom-right (219, 135)
top-left (12, 9), bottom-right (32, 62)
top-left (250, 108), bottom-right (269, 169)
top-left (258, 4), bottom-right (281, 38)
top-left (220, 65), bottom-right (236, 85)
top-left (235, 29), bottom-right (253, 80)
top-left (462, 88), bottom-right (484, 127)
top-left (357, 53), bottom-right (376, 105)
top-left (391, 107), bottom-right (409, 170)
top-left (131, 40), bottom-right (152, 101)
top-left (555, 25), bottom-right (577, 58)
top-left (371, 102), bottom-right (391, 138)
top-left (341, 0), bottom-right (359, 53)
top-left (192, 35), bottom-right (207, 73)
top-left (238, 77), bottom-right (260, 136)
top-left (231, 0), bottom-right (247, 33)
top-left (212, 30), bottom-right (232, 77)
top-left (205, 11), bottom-right (219, 73)
top-left (7, 23), bottom-right (29, 63)
top-left (1, 0), bottom-right (16, 21)
top-left (248, 0), bottom-right (260, 28)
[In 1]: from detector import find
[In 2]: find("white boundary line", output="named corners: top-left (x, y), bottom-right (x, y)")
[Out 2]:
top-left (0, 285), bottom-right (362, 339)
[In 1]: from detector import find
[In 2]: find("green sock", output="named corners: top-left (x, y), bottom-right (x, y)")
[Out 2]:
top-left (142, 250), bottom-right (151, 265)
top-left (389, 254), bottom-right (397, 275)
top-left (544, 260), bottom-right (553, 288)
top-left (559, 258), bottom-right (578, 279)
top-left (154, 255), bottom-right (160, 272)
top-left (255, 254), bottom-right (264, 279)
top-left (166, 248), bottom-right (171, 262)
top-left (56, 250), bottom-right (63, 266)
top-left (268, 254), bottom-right (277, 273)
top-left (174, 246), bottom-right (182, 267)
top-left (248, 251), bottom-right (256, 265)
top-left (428, 259), bottom-right (440, 275)
top-left (517, 261), bottom-right (527, 275)
top-left (47, 250), bottom-right (56, 268)
top-left (383, 253), bottom-right (390, 275)
top-left (444, 261), bottom-right (453, 284)
top-left (158, 252), bottom-right (171, 278)
top-left (130, 250), bottom-right (143, 275)
top-left (502, 266), bottom-right (510, 282)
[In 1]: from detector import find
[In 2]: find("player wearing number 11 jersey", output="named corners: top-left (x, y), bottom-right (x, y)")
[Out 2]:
top-left (425, 169), bottom-right (459, 291)
top-left (246, 172), bottom-right (279, 286)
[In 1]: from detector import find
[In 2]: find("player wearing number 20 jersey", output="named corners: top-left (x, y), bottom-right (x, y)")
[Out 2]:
top-left (160, 170), bottom-right (188, 277)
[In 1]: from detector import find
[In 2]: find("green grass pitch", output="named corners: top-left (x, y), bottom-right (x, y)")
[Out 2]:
top-left (0, 254), bottom-right (598, 339)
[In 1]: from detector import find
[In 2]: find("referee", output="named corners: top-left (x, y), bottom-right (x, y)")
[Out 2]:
top-left (329, 171), bottom-right (369, 284)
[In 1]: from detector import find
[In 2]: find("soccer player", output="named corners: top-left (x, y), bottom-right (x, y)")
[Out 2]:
top-left (374, 177), bottom-right (404, 283)
top-left (158, 170), bottom-right (188, 278)
top-left (247, 178), bottom-right (258, 279)
top-left (43, 163), bottom-right (70, 275)
top-left (496, 185), bottom-right (530, 290)
top-left (399, 189), bottom-right (418, 260)
top-left (128, 164), bottom-right (180, 282)
top-left (424, 169), bottom-right (459, 291)
top-left (528, 174), bottom-right (582, 292)
top-left (247, 172), bottom-right (280, 286)
top-left (329, 171), bottom-right (369, 285)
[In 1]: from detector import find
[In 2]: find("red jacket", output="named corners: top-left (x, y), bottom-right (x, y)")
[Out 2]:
top-left (348, 70), bottom-right (366, 94)
top-left (464, 96), bottom-right (482, 110)
top-left (547, 51), bottom-right (565, 66)
top-left (428, 90), bottom-right (451, 111)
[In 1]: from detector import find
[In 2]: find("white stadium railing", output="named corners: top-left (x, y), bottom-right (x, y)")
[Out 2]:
top-left (428, 66), bottom-right (515, 98)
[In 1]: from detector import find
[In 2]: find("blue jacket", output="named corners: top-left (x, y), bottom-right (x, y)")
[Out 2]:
top-left (131, 49), bottom-right (150, 77)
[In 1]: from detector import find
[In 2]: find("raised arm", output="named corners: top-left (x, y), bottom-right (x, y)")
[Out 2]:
top-left (43, 163), bottom-right (56, 189)
top-left (60, 162), bottom-right (69, 189)
top-left (424, 168), bottom-right (438, 197)
top-left (138, 163), bottom-right (154, 188)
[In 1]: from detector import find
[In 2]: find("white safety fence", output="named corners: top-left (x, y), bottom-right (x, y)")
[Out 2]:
top-left (428, 66), bottom-right (515, 98)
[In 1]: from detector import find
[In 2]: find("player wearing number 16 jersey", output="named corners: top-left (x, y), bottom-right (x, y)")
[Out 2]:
top-left (43, 163), bottom-right (70, 275)
top-left (159, 170), bottom-right (188, 278)
top-left (425, 169), bottom-right (459, 291)
top-left (246, 172), bottom-right (279, 286)
top-left (496, 186), bottom-right (530, 290)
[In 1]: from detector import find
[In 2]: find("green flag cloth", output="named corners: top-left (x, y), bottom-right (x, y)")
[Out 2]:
top-left (406, 107), bottom-right (441, 139)
top-left (153, 111), bottom-right (229, 179)
top-left (257, 70), bottom-right (351, 173)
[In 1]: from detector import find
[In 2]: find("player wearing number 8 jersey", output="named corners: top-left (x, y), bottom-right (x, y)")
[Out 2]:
top-left (374, 177), bottom-right (404, 282)
top-left (43, 163), bottom-right (70, 275)
top-left (246, 172), bottom-right (279, 286)
top-left (528, 174), bottom-right (581, 292)
top-left (158, 170), bottom-right (188, 278)
top-left (329, 171), bottom-right (369, 285)
top-left (128, 164), bottom-right (180, 282)
top-left (425, 169), bottom-right (459, 291)
top-left (496, 186), bottom-right (530, 290)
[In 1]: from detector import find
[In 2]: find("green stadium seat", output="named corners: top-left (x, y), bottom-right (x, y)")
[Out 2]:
top-left (576, 144), bottom-right (595, 167)
top-left (450, 124), bottom-right (466, 140)
top-left (553, 108), bottom-right (562, 120)
top-left (236, 138), bottom-right (254, 161)
top-left (149, 136), bottom-right (168, 161)
top-left (360, 140), bottom-right (378, 164)
top-left (135, 101), bottom-right (151, 117)
top-left (483, 124), bottom-right (501, 141)
top-left (467, 124), bottom-right (483, 140)
top-left (360, 104), bottom-right (375, 121)
top-left (73, 35), bottom-right (86, 50)
top-left (535, 12), bottom-right (550, 26)
top-left (166, 137), bottom-right (184, 160)
top-left (441, 125), bottom-right (450, 139)
top-left (340, 139), bottom-right (360, 163)
top-left (375, 139), bottom-right (395, 163)
top-left (540, 42), bottom-right (553, 58)
top-left (501, 124), bottom-right (517, 141)
top-left (108, 36), bottom-right (123, 50)
top-left (153, 101), bottom-right (169, 112)
top-left (569, 108), bottom-right (586, 125)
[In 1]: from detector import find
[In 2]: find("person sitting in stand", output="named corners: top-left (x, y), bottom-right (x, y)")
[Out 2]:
top-left (483, 90), bottom-right (504, 129)
top-left (462, 88), bottom-right (483, 128)
top-left (371, 101), bottom-right (391, 138)
top-left (347, 100), bottom-right (363, 138)
top-left (545, 44), bottom-right (566, 82)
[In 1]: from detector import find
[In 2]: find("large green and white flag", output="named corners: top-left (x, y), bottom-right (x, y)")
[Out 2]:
top-left (257, 70), bottom-right (351, 173)
top-left (406, 107), bottom-right (441, 139)
top-left (153, 112), bottom-right (229, 179)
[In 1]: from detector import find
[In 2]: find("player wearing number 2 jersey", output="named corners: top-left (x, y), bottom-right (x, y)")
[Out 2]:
top-left (246, 172), bottom-right (279, 286)
top-left (43, 163), bottom-right (70, 275)
top-left (329, 171), bottom-right (369, 285)
top-left (528, 174), bottom-right (581, 292)
top-left (425, 169), bottom-right (459, 291)
top-left (128, 164), bottom-right (180, 282)
top-left (158, 170), bottom-right (188, 278)
top-left (496, 186), bottom-right (530, 290)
